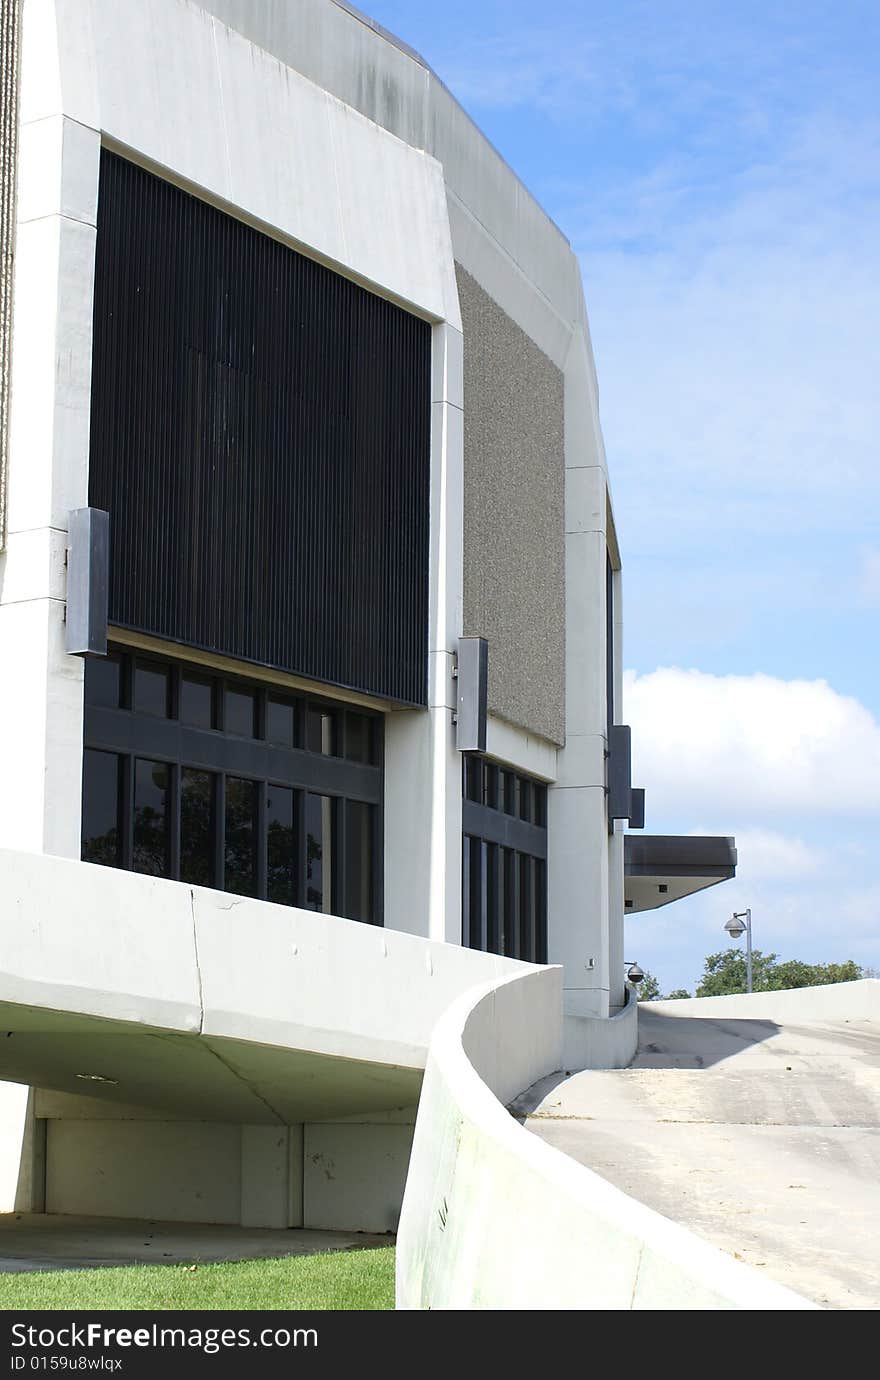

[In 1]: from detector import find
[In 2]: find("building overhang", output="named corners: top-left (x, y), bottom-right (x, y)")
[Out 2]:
top-left (625, 835), bottom-right (737, 914)
top-left (0, 848), bottom-right (532, 1124)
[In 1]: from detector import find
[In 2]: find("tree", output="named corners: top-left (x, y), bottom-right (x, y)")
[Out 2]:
top-left (695, 948), bottom-right (866, 998)
top-left (635, 970), bottom-right (661, 1002)
top-left (664, 989), bottom-right (691, 1000)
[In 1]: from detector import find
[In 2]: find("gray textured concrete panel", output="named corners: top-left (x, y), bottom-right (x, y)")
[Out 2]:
top-left (458, 266), bottom-right (565, 744)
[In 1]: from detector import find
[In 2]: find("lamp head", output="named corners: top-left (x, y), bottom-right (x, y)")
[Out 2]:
top-left (724, 916), bottom-right (746, 940)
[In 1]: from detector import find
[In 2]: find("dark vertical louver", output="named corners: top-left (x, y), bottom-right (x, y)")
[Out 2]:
top-left (0, 0), bottom-right (22, 550)
top-left (88, 151), bottom-right (431, 705)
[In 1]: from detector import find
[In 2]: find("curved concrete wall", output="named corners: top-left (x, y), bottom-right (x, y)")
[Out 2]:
top-left (563, 981), bottom-right (638, 1071)
top-left (650, 979), bottom-right (880, 1022)
top-left (396, 970), bottom-right (818, 1310)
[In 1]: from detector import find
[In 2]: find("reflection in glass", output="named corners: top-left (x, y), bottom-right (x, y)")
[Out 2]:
top-left (81, 749), bottom-right (121, 867)
top-left (305, 707), bottom-right (336, 756)
top-left (345, 713), bottom-right (372, 764)
top-left (267, 785), bottom-right (296, 906)
top-left (519, 853), bottom-right (534, 962)
top-left (133, 758), bottom-right (169, 875)
top-left (465, 757), bottom-right (482, 803)
top-left (305, 792), bottom-right (333, 913)
top-left (85, 655), bottom-right (122, 710)
top-left (225, 776), bottom-right (257, 896)
top-left (266, 697), bottom-right (296, 748)
top-left (181, 768), bottom-right (216, 887)
top-left (133, 661), bottom-right (169, 718)
top-left (225, 688), bottom-right (256, 738)
top-left (344, 800), bottom-right (372, 923)
top-left (180, 674), bottom-right (214, 729)
top-left (535, 858), bottom-right (547, 963)
top-left (486, 842), bottom-right (503, 955)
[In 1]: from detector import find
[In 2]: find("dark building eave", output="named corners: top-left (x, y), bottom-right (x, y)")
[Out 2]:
top-left (624, 835), bottom-right (737, 914)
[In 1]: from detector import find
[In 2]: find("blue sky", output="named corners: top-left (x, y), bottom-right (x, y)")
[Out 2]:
top-left (366, 1), bottom-right (880, 992)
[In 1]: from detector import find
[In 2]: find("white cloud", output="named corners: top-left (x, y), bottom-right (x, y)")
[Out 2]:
top-left (624, 667), bottom-right (880, 814)
top-left (689, 828), bottom-right (822, 882)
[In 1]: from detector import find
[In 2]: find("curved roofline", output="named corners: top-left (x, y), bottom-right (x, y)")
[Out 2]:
top-left (330, 0), bottom-right (572, 251)
top-left (331, 0), bottom-right (430, 70)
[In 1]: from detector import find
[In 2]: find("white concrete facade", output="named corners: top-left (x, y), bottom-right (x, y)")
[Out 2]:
top-left (0, 0), bottom-right (637, 1234)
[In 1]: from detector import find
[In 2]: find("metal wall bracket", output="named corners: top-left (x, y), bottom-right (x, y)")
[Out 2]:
top-left (455, 637), bottom-right (488, 753)
top-left (607, 723), bottom-right (646, 830)
top-left (66, 507), bottom-right (110, 656)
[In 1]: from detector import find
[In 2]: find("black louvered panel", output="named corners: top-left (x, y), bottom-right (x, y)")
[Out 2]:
top-left (88, 151), bottom-right (431, 705)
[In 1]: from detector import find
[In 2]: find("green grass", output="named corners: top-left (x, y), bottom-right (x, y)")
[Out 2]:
top-left (0, 1246), bottom-right (395, 1311)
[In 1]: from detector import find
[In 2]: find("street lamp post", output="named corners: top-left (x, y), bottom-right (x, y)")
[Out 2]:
top-left (724, 909), bottom-right (753, 993)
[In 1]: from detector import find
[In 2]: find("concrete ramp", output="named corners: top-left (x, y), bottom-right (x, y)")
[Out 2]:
top-left (0, 848), bottom-right (532, 1231)
top-left (524, 987), bottom-right (880, 1310)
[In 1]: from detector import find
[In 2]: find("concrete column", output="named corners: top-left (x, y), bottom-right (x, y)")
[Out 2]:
top-left (0, 1084), bottom-right (44, 1212)
top-left (609, 563), bottom-right (626, 1012)
top-left (384, 322), bottom-right (463, 942)
top-left (0, 99), bottom-right (99, 858)
top-left (549, 324), bottom-right (612, 1019)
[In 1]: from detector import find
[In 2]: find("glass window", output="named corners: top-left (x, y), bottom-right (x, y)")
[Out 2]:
top-left (133, 759), bottom-right (169, 875)
top-left (133, 661), bottom-right (170, 718)
top-left (465, 757), bottom-right (482, 803)
top-left (305, 792), bottom-right (333, 912)
top-left (344, 800), bottom-right (372, 923)
top-left (82, 647), bottom-right (381, 923)
top-left (519, 854), bottom-right (534, 961)
top-left (535, 859), bottom-right (547, 964)
top-left (225, 688), bottom-right (257, 738)
top-left (467, 836), bottom-right (485, 950)
top-left (85, 654), bottom-right (122, 710)
top-left (486, 842), bottom-right (503, 954)
top-left (180, 768), bottom-right (216, 887)
top-left (463, 760), bottom-right (547, 964)
top-left (344, 713), bottom-right (373, 764)
top-left (305, 706), bottom-right (337, 756)
top-left (503, 772), bottom-right (518, 817)
top-left (225, 776), bottom-right (258, 896)
top-left (266, 696), bottom-right (296, 748)
top-left (180, 673), bottom-right (215, 730)
top-left (81, 749), bottom-right (121, 867)
top-left (266, 785), bottom-right (296, 907)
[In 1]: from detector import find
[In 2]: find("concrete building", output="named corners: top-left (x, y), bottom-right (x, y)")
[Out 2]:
top-left (0, 0), bottom-right (734, 1234)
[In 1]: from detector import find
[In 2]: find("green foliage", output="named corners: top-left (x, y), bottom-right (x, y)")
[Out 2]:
top-left (0, 1248), bottom-right (395, 1312)
top-left (664, 989), bottom-right (692, 1000)
top-left (695, 948), bottom-right (865, 998)
top-left (635, 970), bottom-right (661, 1002)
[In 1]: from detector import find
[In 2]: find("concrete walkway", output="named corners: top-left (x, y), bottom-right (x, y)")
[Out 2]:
top-left (0, 1214), bottom-right (390, 1273)
top-left (520, 1007), bottom-right (880, 1310)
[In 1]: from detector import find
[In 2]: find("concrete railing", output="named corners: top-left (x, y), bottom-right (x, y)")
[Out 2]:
top-left (396, 967), bottom-right (818, 1310)
top-left (650, 979), bottom-right (880, 1022)
top-left (563, 981), bottom-right (638, 1070)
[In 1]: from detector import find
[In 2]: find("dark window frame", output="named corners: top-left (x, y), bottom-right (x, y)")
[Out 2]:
top-left (462, 757), bottom-right (548, 963)
top-left (82, 646), bottom-right (384, 926)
